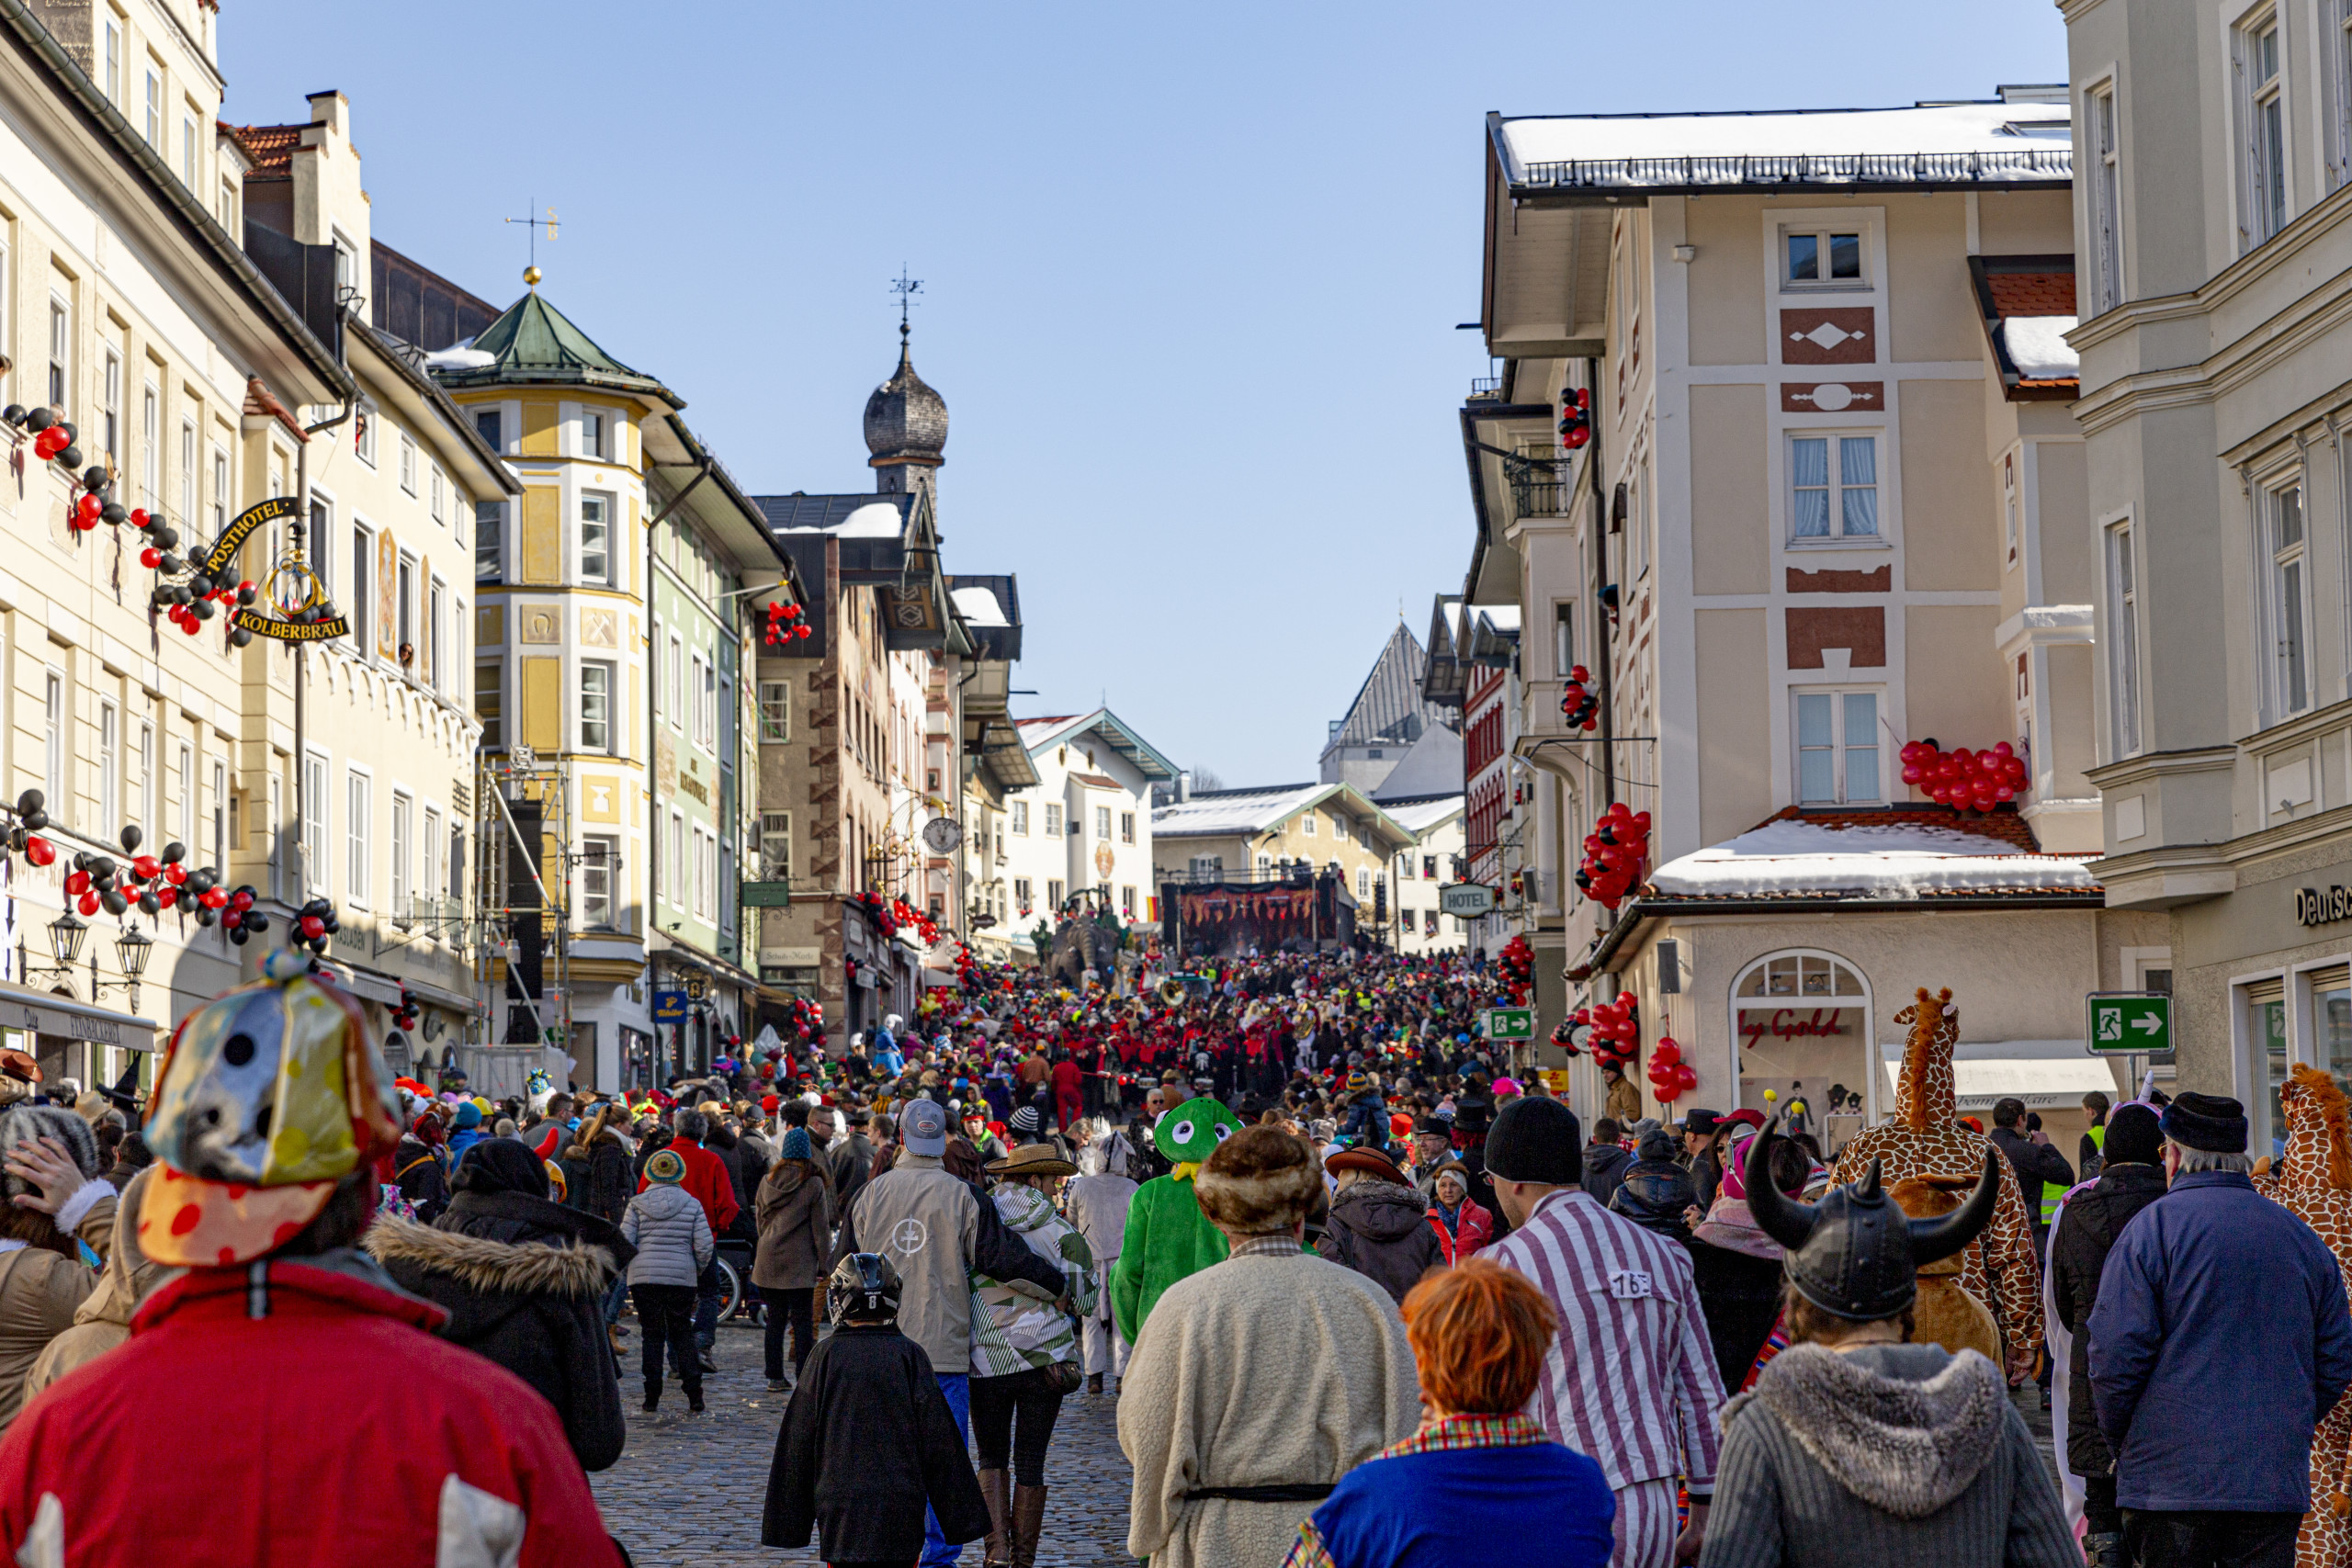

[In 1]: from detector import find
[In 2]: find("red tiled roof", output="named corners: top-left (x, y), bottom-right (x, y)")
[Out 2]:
top-left (1985, 272), bottom-right (2075, 319)
top-left (1743, 803), bottom-right (2045, 853)
top-left (226, 122), bottom-right (304, 176)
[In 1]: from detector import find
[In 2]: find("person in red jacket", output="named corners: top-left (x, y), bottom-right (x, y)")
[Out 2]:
top-left (1051, 1054), bottom-right (1085, 1132)
top-left (0, 953), bottom-right (621, 1568)
top-left (641, 1105), bottom-right (739, 1368)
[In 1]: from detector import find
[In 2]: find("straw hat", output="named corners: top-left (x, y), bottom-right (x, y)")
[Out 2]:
top-left (986, 1142), bottom-right (1077, 1179)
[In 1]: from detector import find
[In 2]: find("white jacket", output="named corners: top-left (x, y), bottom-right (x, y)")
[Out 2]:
top-left (621, 1183), bottom-right (713, 1288)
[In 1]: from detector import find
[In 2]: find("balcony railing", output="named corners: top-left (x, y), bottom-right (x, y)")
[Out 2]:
top-left (1508, 455), bottom-right (1574, 518)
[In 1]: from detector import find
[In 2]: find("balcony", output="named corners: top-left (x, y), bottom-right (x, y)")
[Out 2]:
top-left (1508, 455), bottom-right (1574, 519)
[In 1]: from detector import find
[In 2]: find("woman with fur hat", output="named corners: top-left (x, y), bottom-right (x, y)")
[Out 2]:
top-left (1699, 1120), bottom-right (2074, 1568)
top-left (1120, 1126), bottom-right (1419, 1568)
top-left (0, 1107), bottom-right (118, 1431)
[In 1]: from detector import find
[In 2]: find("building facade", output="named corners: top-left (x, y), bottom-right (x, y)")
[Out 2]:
top-left (2062, 0), bottom-right (2352, 1152)
top-left (1002, 709), bottom-right (1175, 944)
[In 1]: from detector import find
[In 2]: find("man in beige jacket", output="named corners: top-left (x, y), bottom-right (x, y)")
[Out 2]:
top-left (1119, 1126), bottom-right (1419, 1568)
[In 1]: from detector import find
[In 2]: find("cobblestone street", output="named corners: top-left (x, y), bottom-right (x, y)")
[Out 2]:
top-left (593, 1319), bottom-right (1137, 1567)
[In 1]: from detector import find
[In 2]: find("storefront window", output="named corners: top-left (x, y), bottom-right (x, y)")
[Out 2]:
top-left (2324, 982), bottom-right (2352, 1098)
top-left (2262, 997), bottom-right (2290, 1161)
top-left (1734, 951), bottom-right (1871, 1159)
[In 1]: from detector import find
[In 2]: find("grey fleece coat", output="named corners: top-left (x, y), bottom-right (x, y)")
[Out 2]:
top-left (1700, 1342), bottom-right (2075, 1568)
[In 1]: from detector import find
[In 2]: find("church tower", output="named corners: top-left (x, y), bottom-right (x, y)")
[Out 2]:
top-left (862, 317), bottom-right (948, 502)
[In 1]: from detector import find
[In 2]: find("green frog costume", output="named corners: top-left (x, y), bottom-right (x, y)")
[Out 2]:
top-left (1109, 1095), bottom-right (1243, 1343)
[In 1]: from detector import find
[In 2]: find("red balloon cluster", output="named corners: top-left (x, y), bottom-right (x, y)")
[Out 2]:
top-left (391, 987), bottom-right (421, 1031)
top-left (1900, 739), bottom-right (2026, 812)
top-left (1576, 802), bottom-right (1650, 911)
top-left (1495, 933), bottom-right (1533, 998)
top-left (1646, 1035), bottom-right (1698, 1103)
top-left (1558, 664), bottom-right (1599, 730)
top-left (1567, 992), bottom-right (1640, 1068)
top-left (763, 599), bottom-right (813, 647)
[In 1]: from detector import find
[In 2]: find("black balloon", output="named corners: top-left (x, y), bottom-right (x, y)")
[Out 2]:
top-left (119, 827), bottom-right (141, 852)
top-left (162, 842), bottom-right (184, 864)
top-left (137, 893), bottom-right (159, 915)
top-left (99, 891), bottom-right (126, 916)
top-left (229, 925), bottom-right (247, 945)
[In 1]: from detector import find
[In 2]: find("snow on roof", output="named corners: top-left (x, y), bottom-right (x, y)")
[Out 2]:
top-left (1648, 818), bottom-right (2097, 899)
top-left (1153, 783), bottom-right (1330, 838)
top-left (1475, 605), bottom-right (1521, 631)
top-left (951, 585), bottom-right (1007, 627)
top-left (1999, 316), bottom-right (2080, 380)
top-left (1383, 795), bottom-right (1465, 835)
top-left (1498, 99), bottom-right (2072, 192)
top-left (424, 341), bottom-right (497, 371)
top-left (770, 500), bottom-right (906, 537)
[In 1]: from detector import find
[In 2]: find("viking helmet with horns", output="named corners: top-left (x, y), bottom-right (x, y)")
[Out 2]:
top-left (1744, 1115), bottom-right (2000, 1321)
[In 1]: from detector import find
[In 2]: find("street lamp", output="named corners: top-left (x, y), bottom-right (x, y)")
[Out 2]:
top-left (114, 925), bottom-right (153, 1011)
top-left (47, 914), bottom-right (87, 968)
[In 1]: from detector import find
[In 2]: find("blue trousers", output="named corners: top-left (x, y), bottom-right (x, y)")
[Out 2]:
top-left (922, 1371), bottom-right (971, 1566)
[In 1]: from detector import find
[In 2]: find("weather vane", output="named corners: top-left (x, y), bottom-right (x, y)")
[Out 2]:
top-left (891, 268), bottom-right (922, 343)
top-left (504, 200), bottom-right (558, 287)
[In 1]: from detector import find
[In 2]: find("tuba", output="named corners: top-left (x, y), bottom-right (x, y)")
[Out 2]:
top-left (1159, 978), bottom-right (1187, 1007)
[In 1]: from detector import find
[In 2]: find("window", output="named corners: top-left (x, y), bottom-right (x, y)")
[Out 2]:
top-left (757, 680), bottom-right (790, 741)
top-left (102, 20), bottom-right (119, 102)
top-left (580, 409), bottom-right (606, 459)
top-left (1095, 806), bottom-right (1112, 840)
top-left (1795, 689), bottom-right (1882, 804)
top-left (140, 384), bottom-right (157, 508)
top-left (355, 401), bottom-right (376, 466)
top-left (1044, 803), bottom-right (1063, 836)
top-left (1011, 800), bottom-right (1028, 835)
top-left (1796, 691), bottom-right (1871, 804)
top-left (474, 408), bottom-right (503, 450)
top-left (181, 114), bottom-right (196, 186)
top-left (1423, 854), bottom-right (1439, 880)
top-left (176, 742), bottom-right (191, 851)
top-left (430, 466), bottom-right (445, 525)
top-left (268, 773), bottom-right (284, 901)
top-left (143, 70), bottom-right (159, 147)
top-left (351, 526), bottom-right (371, 652)
top-left (390, 792), bottom-right (412, 914)
top-left (1357, 868), bottom-right (1372, 898)
top-left (1186, 858), bottom-right (1219, 882)
top-left (1122, 886), bottom-right (1136, 917)
top-left (1013, 877), bottom-right (1033, 910)
top-left (2089, 84), bottom-right (2124, 312)
top-left (2267, 483), bottom-right (2311, 717)
top-left (41, 674), bottom-right (62, 807)
top-left (422, 806), bottom-right (441, 918)
top-left (47, 299), bottom-right (67, 411)
top-left (695, 656), bottom-right (715, 750)
top-left (394, 433), bottom-right (415, 496)
top-left (98, 703), bottom-right (119, 833)
top-left (1790, 434), bottom-right (1879, 540)
top-left (2109, 523), bottom-right (2143, 757)
top-left (2002, 450), bottom-right (2020, 568)
top-left (581, 661), bottom-right (615, 752)
top-left (210, 761), bottom-right (225, 867)
top-left (396, 555), bottom-right (415, 662)
top-left (102, 351), bottom-right (119, 458)
top-left (345, 770), bottom-right (370, 906)
top-left (694, 828), bottom-right (715, 921)
top-left (135, 722), bottom-right (152, 839)
top-left (1120, 811), bottom-right (1135, 844)
top-left (1554, 602), bottom-right (1576, 679)
top-left (302, 755), bottom-right (327, 897)
top-left (666, 634), bottom-right (683, 725)
top-left (475, 501), bottom-right (503, 582)
top-left (427, 580), bottom-right (445, 694)
top-left (1331, 813), bottom-right (1348, 842)
top-left (178, 418), bottom-right (194, 522)
top-left (1784, 229), bottom-right (1864, 288)
top-left (1047, 878), bottom-right (1066, 908)
top-left (1302, 811), bottom-right (1316, 837)
top-left (2245, 18), bottom-right (2289, 246)
top-left (210, 444), bottom-right (228, 533)
top-left (667, 811), bottom-right (684, 906)
top-left (582, 835), bottom-right (616, 928)
top-left (1401, 908), bottom-right (1417, 933)
top-left (760, 812), bottom-right (791, 883)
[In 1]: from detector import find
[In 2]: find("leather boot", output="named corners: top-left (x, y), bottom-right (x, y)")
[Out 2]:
top-left (2084, 1533), bottom-right (2125, 1568)
top-left (1011, 1483), bottom-right (1047, 1568)
top-left (978, 1468), bottom-right (1012, 1568)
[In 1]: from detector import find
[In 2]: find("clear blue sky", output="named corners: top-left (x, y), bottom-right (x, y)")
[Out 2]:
top-left (221, 1), bottom-right (2067, 787)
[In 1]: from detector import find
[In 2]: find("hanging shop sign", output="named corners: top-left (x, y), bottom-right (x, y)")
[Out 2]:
top-left (651, 989), bottom-right (689, 1023)
top-left (1439, 882), bottom-right (1498, 918)
top-left (201, 495), bottom-right (298, 579)
top-left (232, 606), bottom-right (350, 642)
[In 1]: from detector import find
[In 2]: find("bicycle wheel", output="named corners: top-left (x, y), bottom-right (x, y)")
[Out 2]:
top-left (716, 1256), bottom-right (744, 1321)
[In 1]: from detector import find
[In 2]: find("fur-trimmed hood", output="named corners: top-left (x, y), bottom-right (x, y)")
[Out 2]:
top-left (1732, 1341), bottom-right (2006, 1518)
top-left (365, 1214), bottom-right (616, 1299)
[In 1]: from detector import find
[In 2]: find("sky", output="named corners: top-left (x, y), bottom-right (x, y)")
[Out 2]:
top-left (220, 1), bottom-right (2069, 788)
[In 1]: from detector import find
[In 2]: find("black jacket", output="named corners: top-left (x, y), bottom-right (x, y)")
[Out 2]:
top-left (392, 1135), bottom-right (451, 1224)
top-left (2049, 1160), bottom-right (2168, 1477)
top-left (1688, 1238), bottom-right (1782, 1392)
top-left (763, 1322), bottom-right (993, 1561)
top-left (1581, 1142), bottom-right (1634, 1209)
top-left (828, 1132), bottom-right (876, 1212)
top-left (705, 1126), bottom-right (764, 1243)
top-left (1990, 1126), bottom-right (2075, 1227)
top-left (1317, 1179), bottom-right (1446, 1305)
top-left (366, 1213), bottom-right (628, 1472)
top-left (560, 1135), bottom-right (636, 1228)
top-left (1611, 1152), bottom-right (1698, 1247)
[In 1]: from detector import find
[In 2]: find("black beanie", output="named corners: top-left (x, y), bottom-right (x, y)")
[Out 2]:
top-left (2103, 1102), bottom-right (2162, 1168)
top-left (1485, 1096), bottom-right (1582, 1186)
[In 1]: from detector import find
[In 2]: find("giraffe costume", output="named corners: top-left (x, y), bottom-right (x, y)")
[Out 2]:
top-left (1829, 986), bottom-right (2041, 1362)
top-left (2254, 1063), bottom-right (2352, 1565)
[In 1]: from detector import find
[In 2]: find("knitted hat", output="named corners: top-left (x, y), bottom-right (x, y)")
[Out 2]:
top-left (779, 1127), bottom-right (813, 1162)
top-left (644, 1149), bottom-right (687, 1184)
top-left (1484, 1096), bottom-right (1583, 1186)
top-left (2104, 1102), bottom-right (2163, 1167)
top-left (0, 1104), bottom-right (102, 1198)
top-left (1195, 1126), bottom-right (1320, 1235)
top-left (2161, 1092), bottom-right (2247, 1154)
top-left (452, 1101), bottom-right (483, 1130)
top-left (1009, 1105), bottom-right (1043, 1134)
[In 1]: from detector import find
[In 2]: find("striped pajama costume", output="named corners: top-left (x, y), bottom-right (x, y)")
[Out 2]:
top-left (1486, 1188), bottom-right (1725, 1568)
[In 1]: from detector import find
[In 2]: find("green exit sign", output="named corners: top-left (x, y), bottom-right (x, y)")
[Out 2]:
top-left (1486, 1008), bottom-right (1535, 1042)
top-left (2087, 992), bottom-right (2171, 1055)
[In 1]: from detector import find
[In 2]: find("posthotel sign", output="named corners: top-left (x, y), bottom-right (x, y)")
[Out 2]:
top-left (202, 495), bottom-right (296, 578)
top-left (2299, 886), bottom-right (2352, 927)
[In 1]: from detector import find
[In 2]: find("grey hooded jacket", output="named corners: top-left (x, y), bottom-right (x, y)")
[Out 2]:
top-left (1699, 1342), bottom-right (2075, 1568)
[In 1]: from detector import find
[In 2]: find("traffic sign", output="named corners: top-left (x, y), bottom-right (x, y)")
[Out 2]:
top-left (651, 989), bottom-right (689, 1024)
top-left (2087, 992), bottom-right (2171, 1055)
top-left (1486, 1007), bottom-right (1535, 1042)
top-left (1440, 883), bottom-right (1498, 918)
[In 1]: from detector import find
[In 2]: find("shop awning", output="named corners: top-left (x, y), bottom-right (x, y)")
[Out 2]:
top-left (1883, 1042), bottom-right (2122, 1111)
top-left (0, 982), bottom-right (162, 1052)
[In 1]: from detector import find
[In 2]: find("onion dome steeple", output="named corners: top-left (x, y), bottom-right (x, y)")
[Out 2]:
top-left (864, 318), bottom-right (947, 495)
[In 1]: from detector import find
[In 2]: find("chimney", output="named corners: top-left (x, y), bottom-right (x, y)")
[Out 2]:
top-left (1174, 772), bottom-right (1191, 804)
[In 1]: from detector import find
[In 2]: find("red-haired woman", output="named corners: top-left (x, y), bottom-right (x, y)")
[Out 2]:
top-left (1283, 1258), bottom-right (1616, 1568)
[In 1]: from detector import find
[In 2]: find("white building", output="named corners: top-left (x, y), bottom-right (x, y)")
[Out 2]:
top-left (1002, 710), bottom-right (1177, 942)
top-left (1382, 794), bottom-right (1466, 953)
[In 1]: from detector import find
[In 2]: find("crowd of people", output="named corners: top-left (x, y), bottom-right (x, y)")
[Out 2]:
top-left (0, 947), bottom-right (2344, 1568)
